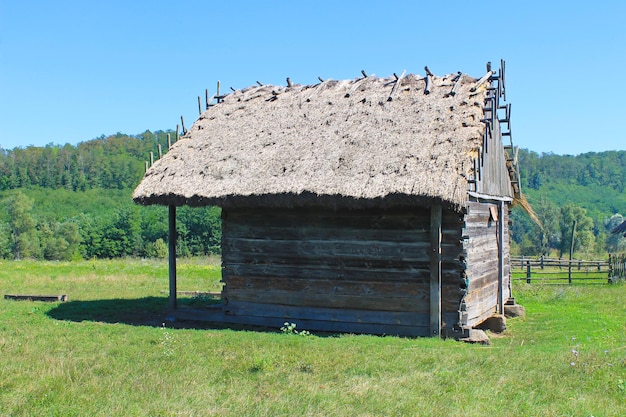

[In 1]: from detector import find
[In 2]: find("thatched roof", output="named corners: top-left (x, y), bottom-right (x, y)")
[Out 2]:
top-left (133, 72), bottom-right (495, 211)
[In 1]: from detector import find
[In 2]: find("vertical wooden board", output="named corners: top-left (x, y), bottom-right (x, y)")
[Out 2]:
top-left (430, 205), bottom-right (442, 337)
top-left (168, 205), bottom-right (177, 310)
top-left (462, 201), bottom-right (510, 326)
top-left (497, 200), bottom-right (505, 314)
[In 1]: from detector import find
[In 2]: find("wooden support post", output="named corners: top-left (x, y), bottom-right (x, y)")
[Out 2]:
top-left (569, 220), bottom-right (577, 285)
top-left (149, 151), bottom-right (154, 166)
top-left (167, 133), bottom-right (171, 149)
top-left (429, 205), bottom-right (442, 337)
top-left (168, 205), bottom-right (177, 310)
top-left (497, 201), bottom-right (505, 314)
top-left (158, 144), bottom-right (162, 159)
top-left (526, 261), bottom-right (531, 284)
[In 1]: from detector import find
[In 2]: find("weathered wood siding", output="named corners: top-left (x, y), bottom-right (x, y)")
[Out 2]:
top-left (474, 119), bottom-right (514, 198)
top-left (221, 206), bottom-right (465, 336)
top-left (461, 201), bottom-right (511, 328)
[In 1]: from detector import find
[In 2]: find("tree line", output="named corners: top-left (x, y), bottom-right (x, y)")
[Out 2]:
top-left (0, 189), bottom-right (221, 261)
top-left (0, 131), bottom-right (221, 261)
top-left (0, 134), bottom-right (625, 260)
top-left (512, 149), bottom-right (626, 257)
top-left (0, 130), bottom-right (170, 191)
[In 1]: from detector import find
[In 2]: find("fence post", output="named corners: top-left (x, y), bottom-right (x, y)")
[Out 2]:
top-left (526, 260), bottom-right (531, 284)
top-left (541, 255), bottom-right (544, 270)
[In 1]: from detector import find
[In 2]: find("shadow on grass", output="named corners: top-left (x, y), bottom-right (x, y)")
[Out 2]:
top-left (46, 296), bottom-right (227, 330)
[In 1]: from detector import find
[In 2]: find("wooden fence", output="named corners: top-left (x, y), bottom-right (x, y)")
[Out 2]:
top-left (511, 255), bottom-right (625, 284)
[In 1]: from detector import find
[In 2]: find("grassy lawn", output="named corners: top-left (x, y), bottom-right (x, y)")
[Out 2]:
top-left (0, 258), bottom-right (624, 416)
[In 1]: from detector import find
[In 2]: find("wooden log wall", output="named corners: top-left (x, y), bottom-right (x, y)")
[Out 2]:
top-left (461, 201), bottom-right (511, 328)
top-left (220, 206), bottom-right (466, 336)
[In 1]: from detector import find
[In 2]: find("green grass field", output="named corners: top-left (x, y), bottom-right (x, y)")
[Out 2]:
top-left (0, 258), bottom-right (624, 416)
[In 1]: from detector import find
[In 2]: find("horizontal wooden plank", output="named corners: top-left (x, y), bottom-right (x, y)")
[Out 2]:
top-left (224, 301), bottom-right (431, 327)
top-left (226, 223), bottom-right (463, 246)
top-left (223, 262), bottom-right (465, 284)
top-left (225, 275), bottom-right (425, 297)
top-left (223, 237), bottom-right (465, 264)
top-left (221, 302), bottom-right (461, 336)
top-left (223, 287), bottom-right (429, 312)
top-left (223, 281), bottom-right (465, 312)
top-left (226, 207), bottom-right (462, 235)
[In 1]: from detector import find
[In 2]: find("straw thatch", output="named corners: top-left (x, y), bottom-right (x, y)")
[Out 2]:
top-left (133, 73), bottom-right (493, 211)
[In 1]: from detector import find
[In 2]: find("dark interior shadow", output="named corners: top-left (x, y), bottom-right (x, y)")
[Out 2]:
top-left (46, 296), bottom-right (235, 330)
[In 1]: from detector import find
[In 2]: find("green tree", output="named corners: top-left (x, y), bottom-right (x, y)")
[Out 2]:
top-left (605, 214), bottom-right (626, 253)
top-left (6, 191), bottom-right (39, 259)
top-left (558, 204), bottom-right (595, 257)
top-left (39, 220), bottom-right (82, 260)
top-left (0, 223), bottom-right (12, 259)
top-left (99, 206), bottom-right (142, 258)
top-left (535, 199), bottom-right (560, 255)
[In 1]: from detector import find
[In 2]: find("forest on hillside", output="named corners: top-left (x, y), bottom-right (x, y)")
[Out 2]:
top-left (0, 132), bottom-right (625, 260)
top-left (0, 131), bottom-right (220, 260)
top-left (512, 149), bottom-right (626, 257)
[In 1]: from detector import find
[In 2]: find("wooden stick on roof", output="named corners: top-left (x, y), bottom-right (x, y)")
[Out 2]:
top-left (388, 70), bottom-right (406, 101)
top-left (471, 70), bottom-right (495, 92)
top-left (449, 72), bottom-right (463, 97)
top-left (424, 66), bottom-right (433, 95)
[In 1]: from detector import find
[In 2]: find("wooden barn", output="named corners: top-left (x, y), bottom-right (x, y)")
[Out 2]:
top-left (133, 61), bottom-right (522, 338)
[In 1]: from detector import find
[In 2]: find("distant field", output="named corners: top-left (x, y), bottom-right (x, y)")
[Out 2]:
top-left (0, 258), bottom-right (624, 416)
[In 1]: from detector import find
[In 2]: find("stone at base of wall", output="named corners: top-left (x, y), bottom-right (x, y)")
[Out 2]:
top-left (504, 304), bottom-right (526, 318)
top-left (460, 329), bottom-right (491, 345)
top-left (477, 314), bottom-right (507, 333)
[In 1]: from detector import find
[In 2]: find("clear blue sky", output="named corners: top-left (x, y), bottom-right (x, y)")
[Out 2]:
top-left (1, 0), bottom-right (624, 155)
